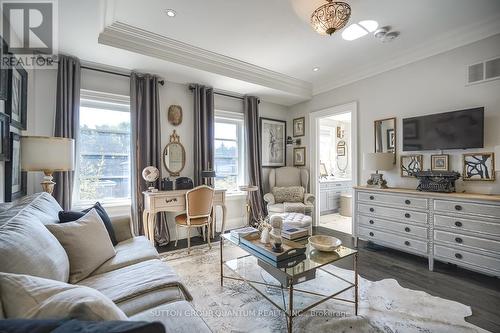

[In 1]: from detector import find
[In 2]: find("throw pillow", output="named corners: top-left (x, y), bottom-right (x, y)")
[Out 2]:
top-left (47, 209), bottom-right (117, 283)
top-left (0, 272), bottom-right (127, 321)
top-left (59, 202), bottom-right (118, 245)
top-left (272, 186), bottom-right (305, 203)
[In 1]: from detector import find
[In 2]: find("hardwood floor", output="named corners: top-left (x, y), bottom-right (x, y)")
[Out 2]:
top-left (158, 227), bottom-right (500, 332)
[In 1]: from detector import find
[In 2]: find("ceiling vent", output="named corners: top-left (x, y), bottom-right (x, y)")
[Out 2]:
top-left (467, 57), bottom-right (500, 85)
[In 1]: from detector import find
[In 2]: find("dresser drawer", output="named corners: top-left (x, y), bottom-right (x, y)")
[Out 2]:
top-left (358, 204), bottom-right (428, 225)
top-left (358, 215), bottom-right (427, 239)
top-left (434, 230), bottom-right (500, 254)
top-left (434, 214), bottom-right (500, 238)
top-left (359, 227), bottom-right (428, 254)
top-left (358, 192), bottom-right (427, 209)
top-left (434, 199), bottom-right (500, 218)
top-left (434, 244), bottom-right (500, 274)
top-left (154, 195), bottom-right (186, 209)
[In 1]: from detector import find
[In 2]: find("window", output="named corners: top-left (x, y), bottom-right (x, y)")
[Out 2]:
top-left (74, 90), bottom-right (131, 206)
top-left (214, 111), bottom-right (244, 192)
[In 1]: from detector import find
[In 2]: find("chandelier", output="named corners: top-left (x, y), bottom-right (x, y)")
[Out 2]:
top-left (311, 1), bottom-right (351, 36)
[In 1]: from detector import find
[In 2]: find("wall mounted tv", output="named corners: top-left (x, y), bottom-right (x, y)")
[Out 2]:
top-left (402, 107), bottom-right (484, 151)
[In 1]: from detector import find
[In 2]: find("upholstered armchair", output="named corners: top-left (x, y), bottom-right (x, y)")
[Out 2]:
top-left (264, 167), bottom-right (315, 216)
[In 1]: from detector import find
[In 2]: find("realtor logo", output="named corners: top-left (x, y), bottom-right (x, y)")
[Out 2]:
top-left (1, 1), bottom-right (55, 54)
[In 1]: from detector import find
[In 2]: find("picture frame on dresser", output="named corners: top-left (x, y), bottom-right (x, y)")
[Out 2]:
top-left (431, 154), bottom-right (449, 171)
top-left (4, 132), bottom-right (27, 201)
top-left (400, 154), bottom-right (423, 177)
top-left (462, 152), bottom-right (495, 181)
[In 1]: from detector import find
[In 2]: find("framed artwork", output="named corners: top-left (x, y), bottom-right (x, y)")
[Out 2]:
top-left (167, 105), bottom-right (183, 126)
top-left (337, 140), bottom-right (346, 156)
top-left (0, 113), bottom-right (10, 161)
top-left (6, 63), bottom-right (28, 130)
top-left (336, 126), bottom-right (344, 139)
top-left (293, 147), bottom-right (306, 166)
top-left (293, 117), bottom-right (305, 137)
top-left (260, 117), bottom-right (286, 167)
top-left (463, 152), bottom-right (495, 181)
top-left (431, 154), bottom-right (449, 171)
top-left (400, 154), bottom-right (423, 177)
top-left (5, 133), bottom-right (27, 202)
top-left (386, 129), bottom-right (395, 150)
top-left (0, 37), bottom-right (8, 101)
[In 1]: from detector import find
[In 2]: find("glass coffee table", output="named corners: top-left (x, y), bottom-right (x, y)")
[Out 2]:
top-left (220, 234), bottom-right (358, 333)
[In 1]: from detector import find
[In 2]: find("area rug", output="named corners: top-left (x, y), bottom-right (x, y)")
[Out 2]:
top-left (160, 243), bottom-right (488, 333)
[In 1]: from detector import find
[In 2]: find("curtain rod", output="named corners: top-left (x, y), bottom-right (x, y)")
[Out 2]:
top-left (188, 84), bottom-right (259, 103)
top-left (81, 65), bottom-right (165, 86)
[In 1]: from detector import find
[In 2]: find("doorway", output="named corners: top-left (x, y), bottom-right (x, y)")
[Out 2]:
top-left (309, 102), bottom-right (357, 235)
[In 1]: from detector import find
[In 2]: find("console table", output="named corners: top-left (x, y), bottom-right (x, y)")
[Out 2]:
top-left (142, 189), bottom-right (227, 245)
top-left (353, 186), bottom-right (500, 277)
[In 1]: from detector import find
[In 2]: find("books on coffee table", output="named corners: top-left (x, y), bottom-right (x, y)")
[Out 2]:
top-left (282, 227), bottom-right (308, 240)
top-left (230, 227), bottom-right (259, 240)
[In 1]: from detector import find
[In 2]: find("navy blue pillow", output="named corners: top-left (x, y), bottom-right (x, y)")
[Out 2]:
top-left (0, 319), bottom-right (165, 333)
top-left (58, 202), bottom-right (118, 245)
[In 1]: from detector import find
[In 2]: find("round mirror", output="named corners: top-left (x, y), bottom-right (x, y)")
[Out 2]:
top-left (163, 130), bottom-right (186, 177)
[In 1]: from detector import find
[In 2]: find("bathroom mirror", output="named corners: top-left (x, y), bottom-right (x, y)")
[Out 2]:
top-left (374, 117), bottom-right (396, 163)
top-left (163, 130), bottom-right (186, 177)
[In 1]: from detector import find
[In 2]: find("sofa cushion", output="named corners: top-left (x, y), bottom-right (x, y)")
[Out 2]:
top-left (272, 186), bottom-right (305, 203)
top-left (130, 301), bottom-right (211, 333)
top-left (0, 272), bottom-right (127, 321)
top-left (0, 193), bottom-right (62, 226)
top-left (0, 210), bottom-right (70, 282)
top-left (78, 259), bottom-right (192, 314)
top-left (283, 202), bottom-right (306, 214)
top-left (46, 209), bottom-right (116, 283)
top-left (59, 202), bottom-right (118, 245)
top-left (267, 203), bottom-right (284, 213)
top-left (93, 236), bottom-right (159, 276)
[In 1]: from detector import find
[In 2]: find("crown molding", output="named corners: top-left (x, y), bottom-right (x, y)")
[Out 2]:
top-left (313, 13), bottom-right (500, 95)
top-left (98, 21), bottom-right (312, 99)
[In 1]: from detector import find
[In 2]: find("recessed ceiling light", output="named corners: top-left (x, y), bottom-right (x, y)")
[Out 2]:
top-left (165, 9), bottom-right (176, 17)
top-left (342, 24), bottom-right (368, 41)
top-left (313, 67), bottom-right (320, 72)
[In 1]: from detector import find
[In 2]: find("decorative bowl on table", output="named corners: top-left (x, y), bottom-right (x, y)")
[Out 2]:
top-left (308, 235), bottom-right (342, 252)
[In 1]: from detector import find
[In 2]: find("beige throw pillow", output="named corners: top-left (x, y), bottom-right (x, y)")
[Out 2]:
top-left (272, 186), bottom-right (305, 203)
top-left (0, 272), bottom-right (127, 320)
top-left (46, 209), bottom-right (116, 283)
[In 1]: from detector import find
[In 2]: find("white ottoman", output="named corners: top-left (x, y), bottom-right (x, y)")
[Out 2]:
top-left (279, 212), bottom-right (313, 235)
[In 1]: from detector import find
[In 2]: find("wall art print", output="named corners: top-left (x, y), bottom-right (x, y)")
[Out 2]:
top-left (400, 154), bottom-right (423, 177)
top-left (260, 117), bottom-right (286, 167)
top-left (463, 152), bottom-right (495, 181)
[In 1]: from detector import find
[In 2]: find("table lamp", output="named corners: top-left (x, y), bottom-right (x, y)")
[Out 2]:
top-left (363, 152), bottom-right (394, 189)
top-left (21, 136), bottom-right (75, 194)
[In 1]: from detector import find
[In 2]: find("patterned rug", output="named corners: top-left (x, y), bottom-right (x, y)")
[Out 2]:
top-left (160, 243), bottom-right (488, 333)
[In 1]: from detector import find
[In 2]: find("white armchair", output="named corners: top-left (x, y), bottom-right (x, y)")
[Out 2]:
top-left (264, 167), bottom-right (315, 216)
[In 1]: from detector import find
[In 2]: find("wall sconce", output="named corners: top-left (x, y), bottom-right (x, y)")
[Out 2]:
top-left (286, 136), bottom-right (301, 146)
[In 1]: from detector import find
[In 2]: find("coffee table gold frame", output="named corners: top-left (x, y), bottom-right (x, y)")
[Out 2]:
top-left (220, 235), bottom-right (358, 333)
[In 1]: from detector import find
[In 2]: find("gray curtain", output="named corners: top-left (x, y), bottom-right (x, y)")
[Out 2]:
top-left (53, 55), bottom-right (80, 210)
top-left (191, 84), bottom-right (214, 186)
top-left (130, 72), bottom-right (169, 245)
top-left (244, 96), bottom-right (266, 225)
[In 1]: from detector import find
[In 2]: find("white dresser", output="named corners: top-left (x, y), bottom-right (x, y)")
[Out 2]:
top-left (353, 186), bottom-right (500, 277)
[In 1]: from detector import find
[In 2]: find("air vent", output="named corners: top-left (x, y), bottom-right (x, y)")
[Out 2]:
top-left (467, 56), bottom-right (500, 85)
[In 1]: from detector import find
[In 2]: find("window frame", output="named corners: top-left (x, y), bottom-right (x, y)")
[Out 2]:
top-left (214, 110), bottom-right (245, 194)
top-left (72, 89), bottom-right (131, 209)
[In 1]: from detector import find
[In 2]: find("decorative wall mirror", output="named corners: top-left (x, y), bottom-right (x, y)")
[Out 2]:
top-left (163, 130), bottom-right (186, 177)
top-left (374, 117), bottom-right (396, 163)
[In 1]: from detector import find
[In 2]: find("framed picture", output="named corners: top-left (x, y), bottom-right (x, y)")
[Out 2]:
top-left (0, 113), bottom-right (10, 161)
top-left (463, 152), bottom-right (495, 181)
top-left (431, 154), bottom-right (449, 171)
top-left (260, 117), bottom-right (286, 167)
top-left (400, 154), bottom-right (423, 177)
top-left (386, 129), bottom-right (395, 150)
top-left (7, 63), bottom-right (28, 130)
top-left (336, 126), bottom-right (344, 139)
top-left (293, 147), bottom-right (306, 166)
top-left (337, 140), bottom-right (346, 156)
top-left (5, 133), bottom-right (27, 202)
top-left (0, 37), bottom-right (8, 101)
top-left (293, 117), bottom-right (305, 137)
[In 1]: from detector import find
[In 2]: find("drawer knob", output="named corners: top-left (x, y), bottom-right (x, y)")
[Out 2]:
top-left (455, 205), bottom-right (463, 211)
top-left (455, 237), bottom-right (463, 244)
top-left (369, 232), bottom-right (374, 237)
top-left (404, 241), bottom-right (410, 246)
top-left (404, 227), bottom-right (411, 232)
top-left (166, 198), bottom-right (178, 203)
top-left (405, 199), bottom-right (411, 205)
top-left (454, 221), bottom-right (463, 227)
top-left (369, 220), bottom-right (374, 224)
top-left (405, 213), bottom-right (411, 218)
top-left (369, 196), bottom-right (375, 200)
top-left (369, 208), bottom-right (375, 212)
top-left (455, 253), bottom-right (463, 259)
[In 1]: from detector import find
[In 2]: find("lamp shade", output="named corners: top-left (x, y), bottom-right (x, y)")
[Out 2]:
top-left (363, 153), bottom-right (394, 171)
top-left (21, 136), bottom-right (75, 172)
top-left (495, 146), bottom-right (500, 172)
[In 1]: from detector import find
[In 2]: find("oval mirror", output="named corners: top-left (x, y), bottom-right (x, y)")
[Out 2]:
top-left (163, 130), bottom-right (186, 177)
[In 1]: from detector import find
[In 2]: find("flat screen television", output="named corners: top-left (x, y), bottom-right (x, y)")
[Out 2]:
top-left (402, 107), bottom-right (484, 151)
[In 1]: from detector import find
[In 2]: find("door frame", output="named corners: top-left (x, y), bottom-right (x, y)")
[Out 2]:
top-left (309, 101), bottom-right (358, 228)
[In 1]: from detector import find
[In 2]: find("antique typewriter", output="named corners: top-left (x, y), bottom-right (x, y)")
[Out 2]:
top-left (414, 171), bottom-right (461, 193)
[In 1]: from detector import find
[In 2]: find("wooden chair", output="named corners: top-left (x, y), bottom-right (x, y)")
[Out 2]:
top-left (174, 185), bottom-right (215, 254)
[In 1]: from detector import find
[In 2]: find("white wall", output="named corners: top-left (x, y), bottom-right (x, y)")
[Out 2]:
top-left (288, 34), bottom-right (500, 195)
